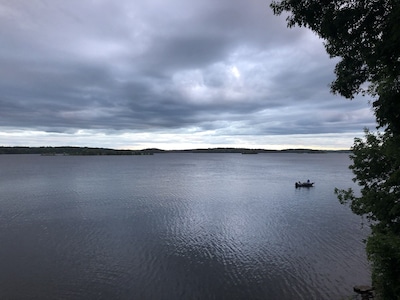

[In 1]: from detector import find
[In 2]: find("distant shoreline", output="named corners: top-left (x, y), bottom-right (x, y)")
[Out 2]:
top-left (0, 146), bottom-right (351, 155)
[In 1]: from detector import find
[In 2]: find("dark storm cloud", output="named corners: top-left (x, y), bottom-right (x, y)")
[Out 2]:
top-left (0, 0), bottom-right (375, 147)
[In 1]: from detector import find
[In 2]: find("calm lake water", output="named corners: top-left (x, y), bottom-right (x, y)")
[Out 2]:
top-left (0, 153), bottom-right (370, 299)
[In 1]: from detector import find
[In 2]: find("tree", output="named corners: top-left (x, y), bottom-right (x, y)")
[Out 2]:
top-left (335, 129), bottom-right (400, 299)
top-left (270, 1), bottom-right (400, 298)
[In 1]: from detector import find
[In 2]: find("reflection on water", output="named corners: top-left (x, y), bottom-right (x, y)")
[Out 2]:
top-left (0, 153), bottom-right (370, 299)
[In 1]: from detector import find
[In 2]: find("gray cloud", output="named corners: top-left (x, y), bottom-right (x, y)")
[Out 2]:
top-left (0, 0), bottom-right (375, 149)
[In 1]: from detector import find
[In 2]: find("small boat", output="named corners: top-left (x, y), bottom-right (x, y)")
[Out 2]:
top-left (295, 181), bottom-right (314, 188)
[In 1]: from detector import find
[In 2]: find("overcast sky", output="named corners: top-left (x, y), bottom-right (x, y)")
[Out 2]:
top-left (0, 0), bottom-right (376, 150)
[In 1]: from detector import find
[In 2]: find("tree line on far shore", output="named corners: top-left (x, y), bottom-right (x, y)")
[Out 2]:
top-left (0, 146), bottom-right (348, 155)
top-left (0, 146), bottom-right (153, 155)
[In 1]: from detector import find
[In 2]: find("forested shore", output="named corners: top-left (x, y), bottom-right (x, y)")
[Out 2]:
top-left (0, 146), bottom-right (350, 155)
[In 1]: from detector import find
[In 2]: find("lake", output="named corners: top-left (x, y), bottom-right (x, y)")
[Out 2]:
top-left (0, 153), bottom-right (371, 299)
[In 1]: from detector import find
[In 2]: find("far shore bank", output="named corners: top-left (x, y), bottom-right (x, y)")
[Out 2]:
top-left (0, 146), bottom-right (351, 156)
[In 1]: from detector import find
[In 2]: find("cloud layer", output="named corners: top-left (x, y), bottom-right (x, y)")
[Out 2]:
top-left (0, 0), bottom-right (375, 149)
